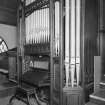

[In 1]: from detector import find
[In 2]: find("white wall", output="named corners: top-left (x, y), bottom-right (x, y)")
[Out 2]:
top-left (0, 24), bottom-right (17, 49)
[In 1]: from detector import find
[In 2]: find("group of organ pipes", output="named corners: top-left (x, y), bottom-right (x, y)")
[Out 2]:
top-left (24, 0), bottom-right (81, 88)
top-left (64, 0), bottom-right (81, 88)
top-left (25, 1), bottom-right (60, 56)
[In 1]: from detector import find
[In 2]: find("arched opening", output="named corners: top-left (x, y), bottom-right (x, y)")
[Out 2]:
top-left (0, 36), bottom-right (8, 53)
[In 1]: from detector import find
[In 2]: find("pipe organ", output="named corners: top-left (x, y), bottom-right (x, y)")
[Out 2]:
top-left (16, 0), bottom-right (62, 105)
top-left (15, 0), bottom-right (84, 105)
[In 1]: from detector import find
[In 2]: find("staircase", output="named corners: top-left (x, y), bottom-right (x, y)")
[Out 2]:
top-left (87, 81), bottom-right (105, 105)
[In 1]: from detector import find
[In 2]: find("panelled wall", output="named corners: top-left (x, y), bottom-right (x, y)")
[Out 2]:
top-left (101, 0), bottom-right (105, 81)
top-left (84, 0), bottom-right (98, 102)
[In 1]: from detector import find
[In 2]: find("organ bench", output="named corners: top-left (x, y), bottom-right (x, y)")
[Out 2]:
top-left (9, 64), bottom-right (50, 105)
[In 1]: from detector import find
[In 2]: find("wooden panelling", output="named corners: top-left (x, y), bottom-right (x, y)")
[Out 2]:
top-left (63, 87), bottom-right (83, 105)
top-left (84, 0), bottom-right (98, 102)
top-left (101, 1), bottom-right (105, 81)
top-left (0, 9), bottom-right (17, 26)
top-left (0, 0), bottom-right (17, 10)
top-left (0, 0), bottom-right (17, 26)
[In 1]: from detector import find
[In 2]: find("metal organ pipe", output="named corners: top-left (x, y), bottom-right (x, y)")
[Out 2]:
top-left (42, 9), bottom-right (44, 43)
top-left (32, 0), bottom-right (34, 44)
top-left (64, 0), bottom-right (81, 87)
top-left (45, 8), bottom-right (47, 43)
top-left (37, 10), bottom-right (39, 43)
top-left (25, 14), bottom-right (28, 44)
top-left (40, 9), bottom-right (42, 43)
top-left (39, 9), bottom-right (41, 43)
top-left (76, 0), bottom-right (80, 87)
top-left (43, 9), bottom-right (46, 43)
top-left (70, 0), bottom-right (76, 87)
top-left (65, 0), bottom-right (70, 87)
top-left (55, 1), bottom-right (60, 56)
top-left (47, 8), bottom-right (49, 42)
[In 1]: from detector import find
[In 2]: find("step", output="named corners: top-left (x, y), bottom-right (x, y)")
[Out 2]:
top-left (100, 82), bottom-right (105, 89)
top-left (90, 89), bottom-right (105, 105)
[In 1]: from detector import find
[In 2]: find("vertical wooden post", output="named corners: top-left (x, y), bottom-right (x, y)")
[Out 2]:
top-left (17, 0), bottom-right (25, 86)
top-left (49, 0), bottom-right (55, 105)
top-left (80, 0), bottom-right (85, 104)
top-left (59, 0), bottom-right (64, 105)
top-left (17, 0), bottom-right (21, 85)
top-left (9, 56), bottom-right (17, 82)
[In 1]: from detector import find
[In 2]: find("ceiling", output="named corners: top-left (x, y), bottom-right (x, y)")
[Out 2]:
top-left (0, 0), bottom-right (18, 26)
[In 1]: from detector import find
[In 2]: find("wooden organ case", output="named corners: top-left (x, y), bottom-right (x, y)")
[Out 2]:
top-left (15, 0), bottom-right (64, 105)
top-left (13, 0), bottom-right (84, 105)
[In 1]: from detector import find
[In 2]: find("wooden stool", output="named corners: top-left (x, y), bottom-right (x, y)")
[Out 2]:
top-left (9, 83), bottom-right (37, 105)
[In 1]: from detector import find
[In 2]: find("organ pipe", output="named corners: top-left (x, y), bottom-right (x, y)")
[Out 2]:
top-left (65, 0), bottom-right (70, 87)
top-left (65, 0), bottom-right (81, 88)
top-left (55, 1), bottom-right (60, 56)
top-left (76, 0), bottom-right (80, 86)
